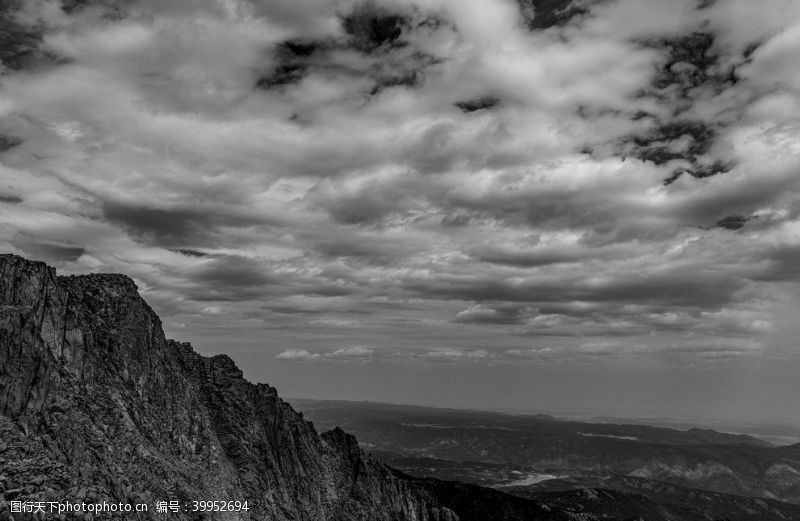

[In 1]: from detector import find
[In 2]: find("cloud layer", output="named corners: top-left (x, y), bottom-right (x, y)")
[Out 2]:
top-left (2, 0), bottom-right (800, 371)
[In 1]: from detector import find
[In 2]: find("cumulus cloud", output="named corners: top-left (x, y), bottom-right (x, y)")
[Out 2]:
top-left (1, 0), bottom-right (799, 368)
top-left (276, 349), bottom-right (321, 361)
top-left (416, 348), bottom-right (495, 362)
top-left (276, 345), bottom-right (375, 362)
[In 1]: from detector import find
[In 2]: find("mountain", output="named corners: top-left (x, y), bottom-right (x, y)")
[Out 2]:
top-left (7, 254), bottom-right (685, 521)
top-left (0, 254), bottom-right (470, 521)
top-left (3, 254), bottom-right (799, 521)
top-left (513, 474), bottom-right (800, 521)
top-left (290, 399), bottom-right (800, 505)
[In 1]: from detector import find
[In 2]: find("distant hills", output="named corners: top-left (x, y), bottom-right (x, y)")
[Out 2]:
top-left (291, 398), bottom-right (800, 518)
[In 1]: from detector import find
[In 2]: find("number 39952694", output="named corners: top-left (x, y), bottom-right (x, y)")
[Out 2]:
top-left (192, 500), bottom-right (250, 512)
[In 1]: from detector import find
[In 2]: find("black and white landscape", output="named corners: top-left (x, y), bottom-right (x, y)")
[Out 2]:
top-left (2, 0), bottom-right (800, 520)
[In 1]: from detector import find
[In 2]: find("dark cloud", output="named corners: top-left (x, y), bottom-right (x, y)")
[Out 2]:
top-left (516, 0), bottom-right (590, 30)
top-left (0, 194), bottom-right (23, 204)
top-left (342, 2), bottom-right (409, 52)
top-left (626, 120), bottom-right (716, 165)
top-left (280, 40), bottom-right (319, 58)
top-left (256, 39), bottom-right (321, 90)
top-left (256, 63), bottom-right (308, 90)
top-left (455, 96), bottom-right (501, 113)
top-left (103, 202), bottom-right (270, 248)
top-left (104, 203), bottom-right (214, 246)
top-left (696, 0), bottom-right (718, 9)
top-left (170, 248), bottom-right (209, 258)
top-left (620, 118), bottom-right (734, 187)
top-left (648, 32), bottom-right (721, 92)
top-left (714, 215), bottom-right (750, 231)
top-left (189, 255), bottom-right (272, 288)
top-left (662, 160), bottom-right (733, 186)
top-left (14, 241), bottom-right (86, 262)
top-left (59, 0), bottom-right (127, 17)
top-left (619, 31), bottom-right (761, 185)
top-left (403, 267), bottom-right (742, 309)
top-left (0, 1), bottom-right (46, 71)
top-left (471, 243), bottom-right (621, 267)
top-left (256, 2), bottom-right (443, 97)
top-left (0, 135), bottom-right (22, 152)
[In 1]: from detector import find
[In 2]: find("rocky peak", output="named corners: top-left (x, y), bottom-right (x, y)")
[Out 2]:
top-left (0, 253), bottom-right (58, 307)
top-left (59, 272), bottom-right (141, 299)
top-left (0, 255), bottom-right (469, 520)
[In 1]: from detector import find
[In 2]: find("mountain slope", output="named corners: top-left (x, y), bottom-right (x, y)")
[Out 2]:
top-left (0, 254), bottom-right (466, 520)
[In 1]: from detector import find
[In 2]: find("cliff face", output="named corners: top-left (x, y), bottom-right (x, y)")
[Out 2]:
top-left (0, 254), bottom-right (458, 520)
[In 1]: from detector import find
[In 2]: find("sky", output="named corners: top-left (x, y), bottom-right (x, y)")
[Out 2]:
top-left (2, 0), bottom-right (800, 423)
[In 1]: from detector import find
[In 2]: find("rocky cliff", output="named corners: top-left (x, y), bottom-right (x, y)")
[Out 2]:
top-left (0, 254), bottom-right (465, 520)
top-left (8, 254), bottom-right (794, 521)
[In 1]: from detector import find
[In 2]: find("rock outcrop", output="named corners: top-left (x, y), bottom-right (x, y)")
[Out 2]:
top-left (0, 254), bottom-right (462, 520)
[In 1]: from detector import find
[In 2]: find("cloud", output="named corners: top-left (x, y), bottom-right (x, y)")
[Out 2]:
top-left (418, 348), bottom-right (494, 361)
top-left (276, 345), bottom-right (375, 362)
top-left (276, 349), bottom-right (321, 361)
top-left (13, 240), bottom-right (86, 262)
top-left (331, 345), bottom-right (374, 357)
top-left (1, 0), bottom-right (799, 369)
top-left (454, 304), bottom-right (531, 325)
top-left (505, 347), bottom-right (559, 359)
top-left (103, 202), bottom-right (256, 248)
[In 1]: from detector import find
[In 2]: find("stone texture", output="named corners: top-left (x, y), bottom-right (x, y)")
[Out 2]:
top-left (0, 254), bottom-right (460, 521)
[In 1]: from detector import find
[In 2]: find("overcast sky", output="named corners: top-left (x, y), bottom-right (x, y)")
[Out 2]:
top-left (2, 0), bottom-right (800, 423)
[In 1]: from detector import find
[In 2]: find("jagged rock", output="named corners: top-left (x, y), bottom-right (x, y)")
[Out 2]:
top-left (0, 254), bottom-right (463, 521)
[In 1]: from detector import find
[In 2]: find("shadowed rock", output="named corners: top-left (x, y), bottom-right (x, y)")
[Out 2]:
top-left (0, 254), bottom-right (591, 520)
top-left (0, 254), bottom-right (462, 520)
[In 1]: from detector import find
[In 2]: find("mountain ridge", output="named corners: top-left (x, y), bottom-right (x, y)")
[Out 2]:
top-left (4, 253), bottom-right (799, 521)
top-left (0, 254), bottom-right (466, 520)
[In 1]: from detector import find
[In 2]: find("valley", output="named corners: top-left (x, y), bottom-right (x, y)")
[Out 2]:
top-left (292, 398), bottom-right (800, 519)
